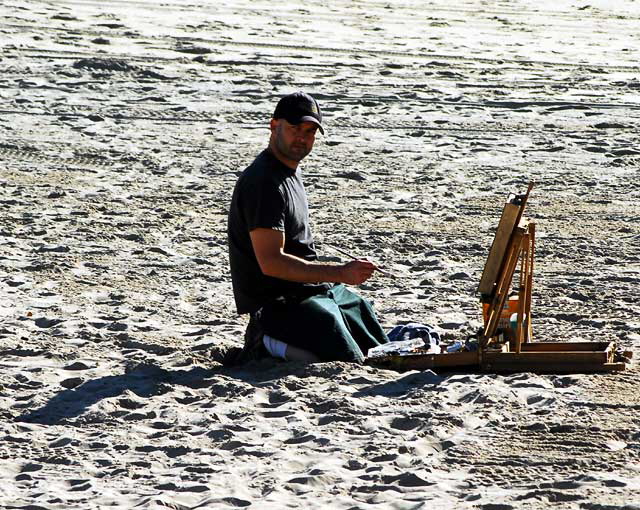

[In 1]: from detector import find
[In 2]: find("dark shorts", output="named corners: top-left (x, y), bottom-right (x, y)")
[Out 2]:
top-left (258, 284), bottom-right (389, 363)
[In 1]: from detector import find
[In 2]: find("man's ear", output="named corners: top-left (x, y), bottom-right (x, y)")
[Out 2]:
top-left (269, 118), bottom-right (278, 133)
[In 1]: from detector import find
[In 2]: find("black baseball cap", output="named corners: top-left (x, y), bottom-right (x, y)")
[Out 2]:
top-left (273, 92), bottom-right (324, 134)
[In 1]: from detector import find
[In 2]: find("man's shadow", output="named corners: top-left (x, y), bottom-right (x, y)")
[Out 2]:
top-left (16, 363), bottom-right (219, 425)
top-left (15, 354), bottom-right (304, 426)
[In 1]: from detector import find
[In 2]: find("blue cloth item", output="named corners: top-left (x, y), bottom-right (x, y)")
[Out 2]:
top-left (387, 323), bottom-right (441, 351)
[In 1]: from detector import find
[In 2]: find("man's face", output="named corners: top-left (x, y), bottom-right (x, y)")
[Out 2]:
top-left (271, 119), bottom-right (318, 163)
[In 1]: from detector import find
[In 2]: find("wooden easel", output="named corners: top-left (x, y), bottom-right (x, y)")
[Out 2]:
top-left (479, 183), bottom-right (535, 353)
top-left (366, 182), bottom-right (631, 373)
top-left (475, 182), bottom-right (629, 372)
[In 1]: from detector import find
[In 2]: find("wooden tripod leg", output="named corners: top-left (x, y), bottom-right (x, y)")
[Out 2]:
top-left (525, 223), bottom-right (535, 342)
top-left (482, 230), bottom-right (524, 347)
top-left (515, 233), bottom-right (530, 353)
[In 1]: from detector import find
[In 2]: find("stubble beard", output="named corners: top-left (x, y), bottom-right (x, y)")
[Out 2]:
top-left (275, 129), bottom-right (311, 163)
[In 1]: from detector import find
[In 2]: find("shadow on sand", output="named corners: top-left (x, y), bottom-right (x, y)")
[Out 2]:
top-left (16, 355), bottom-right (446, 425)
top-left (16, 363), bottom-right (218, 425)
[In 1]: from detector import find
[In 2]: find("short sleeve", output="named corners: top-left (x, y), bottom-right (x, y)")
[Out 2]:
top-left (242, 176), bottom-right (286, 232)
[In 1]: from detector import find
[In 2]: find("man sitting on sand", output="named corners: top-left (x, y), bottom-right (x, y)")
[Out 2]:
top-left (227, 91), bottom-right (389, 364)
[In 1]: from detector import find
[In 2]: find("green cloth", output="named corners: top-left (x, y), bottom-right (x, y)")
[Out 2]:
top-left (259, 284), bottom-right (388, 363)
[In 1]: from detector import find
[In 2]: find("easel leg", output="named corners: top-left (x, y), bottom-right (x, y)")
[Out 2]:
top-left (525, 224), bottom-right (535, 342)
top-left (515, 233), bottom-right (529, 353)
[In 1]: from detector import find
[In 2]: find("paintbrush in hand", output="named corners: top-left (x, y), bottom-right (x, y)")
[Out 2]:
top-left (324, 243), bottom-right (396, 278)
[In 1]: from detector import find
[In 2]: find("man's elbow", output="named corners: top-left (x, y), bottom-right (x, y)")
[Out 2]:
top-left (256, 253), bottom-right (284, 278)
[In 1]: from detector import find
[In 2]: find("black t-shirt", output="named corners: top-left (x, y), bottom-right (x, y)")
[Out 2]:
top-left (227, 149), bottom-right (327, 314)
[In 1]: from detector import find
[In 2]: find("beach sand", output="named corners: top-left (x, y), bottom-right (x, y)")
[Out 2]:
top-left (1, 0), bottom-right (639, 508)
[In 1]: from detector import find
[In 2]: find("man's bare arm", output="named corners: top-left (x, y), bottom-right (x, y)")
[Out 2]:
top-left (250, 228), bottom-right (375, 285)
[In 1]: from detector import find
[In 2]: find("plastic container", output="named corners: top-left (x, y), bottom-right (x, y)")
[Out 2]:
top-left (510, 313), bottom-right (526, 333)
top-left (367, 338), bottom-right (441, 358)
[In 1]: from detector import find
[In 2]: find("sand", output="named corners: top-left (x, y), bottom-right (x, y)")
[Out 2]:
top-left (1, 0), bottom-right (639, 508)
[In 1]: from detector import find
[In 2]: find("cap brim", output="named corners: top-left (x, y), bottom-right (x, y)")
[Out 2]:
top-left (299, 115), bottom-right (325, 135)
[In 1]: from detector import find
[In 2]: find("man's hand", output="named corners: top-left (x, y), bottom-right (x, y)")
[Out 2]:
top-left (339, 260), bottom-right (377, 285)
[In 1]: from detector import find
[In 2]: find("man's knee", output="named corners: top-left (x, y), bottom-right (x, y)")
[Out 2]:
top-left (301, 299), bottom-right (347, 332)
